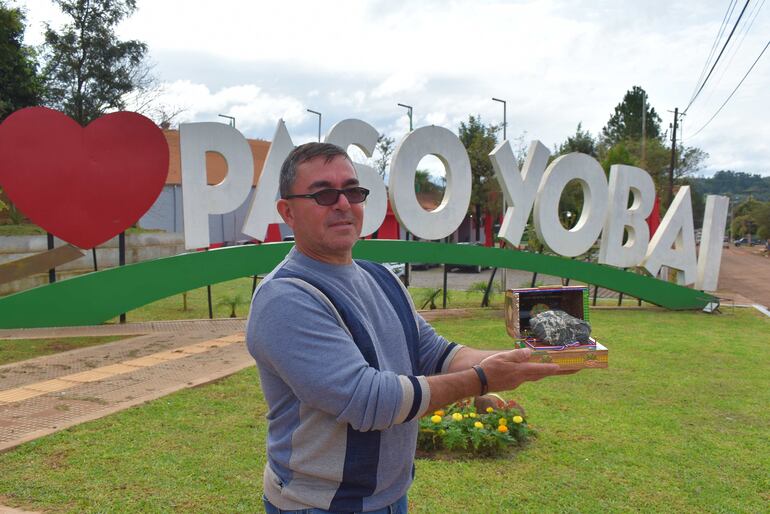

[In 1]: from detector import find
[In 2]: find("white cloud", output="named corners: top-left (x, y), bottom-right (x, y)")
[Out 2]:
top-left (19, 0), bottom-right (770, 175)
top-left (158, 80), bottom-right (306, 135)
top-left (372, 73), bottom-right (428, 99)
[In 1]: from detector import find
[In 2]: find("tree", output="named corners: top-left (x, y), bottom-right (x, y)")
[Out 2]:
top-left (675, 145), bottom-right (708, 179)
top-left (597, 86), bottom-right (708, 211)
top-left (458, 115), bottom-right (499, 241)
top-left (372, 134), bottom-right (395, 179)
top-left (692, 171), bottom-right (770, 202)
top-left (0, 2), bottom-right (41, 121)
top-left (731, 198), bottom-right (766, 238)
top-left (601, 86), bottom-right (662, 146)
top-left (600, 141), bottom-right (638, 174)
top-left (40, 0), bottom-right (148, 125)
top-left (414, 169), bottom-right (444, 196)
top-left (0, 2), bottom-right (42, 217)
top-left (557, 122), bottom-right (597, 157)
top-left (553, 124), bottom-right (599, 225)
top-left (754, 202), bottom-right (770, 240)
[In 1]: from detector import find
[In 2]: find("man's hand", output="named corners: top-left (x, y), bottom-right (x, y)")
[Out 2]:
top-left (425, 347), bottom-right (577, 412)
top-left (478, 348), bottom-right (563, 392)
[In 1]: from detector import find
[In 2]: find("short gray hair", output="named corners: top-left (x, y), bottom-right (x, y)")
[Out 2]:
top-left (279, 142), bottom-right (354, 198)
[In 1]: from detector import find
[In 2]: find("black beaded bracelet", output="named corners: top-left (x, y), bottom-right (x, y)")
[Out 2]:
top-left (471, 365), bottom-right (488, 396)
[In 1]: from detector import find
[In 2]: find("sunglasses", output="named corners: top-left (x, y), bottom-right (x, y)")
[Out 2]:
top-left (283, 186), bottom-right (370, 206)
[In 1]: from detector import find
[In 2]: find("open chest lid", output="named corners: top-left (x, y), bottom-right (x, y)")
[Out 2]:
top-left (504, 285), bottom-right (590, 339)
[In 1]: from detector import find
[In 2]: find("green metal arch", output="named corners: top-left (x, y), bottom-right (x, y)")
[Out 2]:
top-left (0, 240), bottom-right (715, 328)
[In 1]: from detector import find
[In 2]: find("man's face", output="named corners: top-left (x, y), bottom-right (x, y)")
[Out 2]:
top-left (277, 154), bottom-right (363, 265)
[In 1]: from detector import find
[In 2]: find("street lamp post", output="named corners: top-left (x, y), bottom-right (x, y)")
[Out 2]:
top-left (492, 97), bottom-right (508, 291)
top-left (218, 114), bottom-right (235, 127)
top-left (397, 103), bottom-right (414, 287)
top-left (492, 97), bottom-right (507, 140)
top-left (397, 103), bottom-right (413, 131)
top-left (307, 109), bottom-right (322, 142)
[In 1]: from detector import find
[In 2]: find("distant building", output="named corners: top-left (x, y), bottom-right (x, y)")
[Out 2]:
top-left (138, 130), bottom-right (286, 245)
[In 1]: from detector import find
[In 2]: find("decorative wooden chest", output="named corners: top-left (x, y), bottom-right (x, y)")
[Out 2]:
top-left (504, 286), bottom-right (608, 370)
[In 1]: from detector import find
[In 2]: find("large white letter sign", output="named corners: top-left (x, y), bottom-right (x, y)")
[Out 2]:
top-left (642, 186), bottom-right (697, 285)
top-left (599, 165), bottom-right (655, 268)
top-left (241, 120), bottom-right (295, 241)
top-left (325, 119), bottom-right (386, 237)
top-left (388, 126), bottom-right (472, 240)
top-left (534, 153), bottom-right (609, 257)
top-left (180, 122), bottom-right (254, 249)
top-left (490, 140), bottom-right (551, 246)
top-left (696, 195), bottom-right (729, 291)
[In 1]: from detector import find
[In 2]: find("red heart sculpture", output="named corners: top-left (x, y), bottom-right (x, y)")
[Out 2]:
top-left (0, 107), bottom-right (169, 249)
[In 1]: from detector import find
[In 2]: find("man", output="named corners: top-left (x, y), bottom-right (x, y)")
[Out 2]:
top-left (247, 143), bottom-right (572, 513)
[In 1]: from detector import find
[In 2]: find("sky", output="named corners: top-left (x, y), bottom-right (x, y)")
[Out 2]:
top-left (19, 0), bottom-right (770, 177)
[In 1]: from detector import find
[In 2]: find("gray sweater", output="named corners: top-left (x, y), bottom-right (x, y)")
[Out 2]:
top-left (246, 248), bottom-right (460, 511)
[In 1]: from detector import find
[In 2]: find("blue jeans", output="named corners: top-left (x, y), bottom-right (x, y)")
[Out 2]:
top-left (262, 494), bottom-right (408, 514)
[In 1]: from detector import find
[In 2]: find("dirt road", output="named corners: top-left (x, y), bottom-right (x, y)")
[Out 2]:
top-left (717, 245), bottom-right (770, 307)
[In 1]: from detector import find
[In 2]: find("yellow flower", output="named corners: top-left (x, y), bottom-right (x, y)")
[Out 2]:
top-left (498, 417), bottom-right (508, 426)
top-left (452, 412), bottom-right (463, 421)
top-left (469, 412), bottom-right (477, 418)
top-left (486, 407), bottom-right (494, 413)
top-left (434, 410), bottom-right (445, 416)
top-left (497, 425), bottom-right (509, 433)
top-left (463, 414), bottom-right (469, 418)
top-left (430, 415), bottom-right (442, 424)
top-left (513, 415), bottom-right (524, 424)
top-left (474, 421), bottom-right (484, 429)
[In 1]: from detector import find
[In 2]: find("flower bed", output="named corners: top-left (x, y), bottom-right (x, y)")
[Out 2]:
top-left (417, 398), bottom-right (534, 458)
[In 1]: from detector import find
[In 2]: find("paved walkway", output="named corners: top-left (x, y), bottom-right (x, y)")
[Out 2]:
top-left (0, 319), bottom-right (250, 453)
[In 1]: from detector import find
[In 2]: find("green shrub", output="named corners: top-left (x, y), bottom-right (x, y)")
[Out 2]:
top-left (417, 400), bottom-right (534, 458)
top-left (416, 287), bottom-right (450, 309)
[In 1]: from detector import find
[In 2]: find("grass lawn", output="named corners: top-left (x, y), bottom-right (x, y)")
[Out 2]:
top-left (0, 336), bottom-right (129, 366)
top-left (0, 223), bottom-right (46, 236)
top-left (0, 224), bottom-right (165, 237)
top-left (2, 280), bottom-right (606, 364)
top-left (115, 276), bottom-right (648, 324)
top-left (0, 307), bottom-right (767, 512)
top-left (110, 279), bottom-right (514, 323)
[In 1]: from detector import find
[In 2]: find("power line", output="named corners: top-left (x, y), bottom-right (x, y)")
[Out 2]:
top-left (684, 0), bottom-right (752, 114)
top-left (688, 38), bottom-right (769, 139)
top-left (702, 0), bottom-right (766, 107)
top-left (688, 0), bottom-right (738, 106)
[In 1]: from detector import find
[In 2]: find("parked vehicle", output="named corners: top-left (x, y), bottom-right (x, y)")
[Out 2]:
top-left (383, 262), bottom-right (406, 283)
top-left (447, 242), bottom-right (487, 273)
top-left (411, 262), bottom-right (440, 270)
top-left (734, 237), bottom-right (765, 247)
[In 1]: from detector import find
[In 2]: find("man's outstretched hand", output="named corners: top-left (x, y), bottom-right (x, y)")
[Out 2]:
top-left (426, 347), bottom-right (578, 412)
top-left (479, 348), bottom-right (570, 393)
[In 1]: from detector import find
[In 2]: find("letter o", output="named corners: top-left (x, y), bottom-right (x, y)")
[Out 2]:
top-left (388, 126), bottom-right (472, 240)
top-left (534, 153), bottom-right (609, 257)
top-left (325, 119), bottom-right (386, 237)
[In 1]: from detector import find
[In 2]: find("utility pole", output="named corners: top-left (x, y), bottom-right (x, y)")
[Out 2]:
top-left (641, 90), bottom-right (646, 168)
top-left (668, 107), bottom-right (679, 208)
